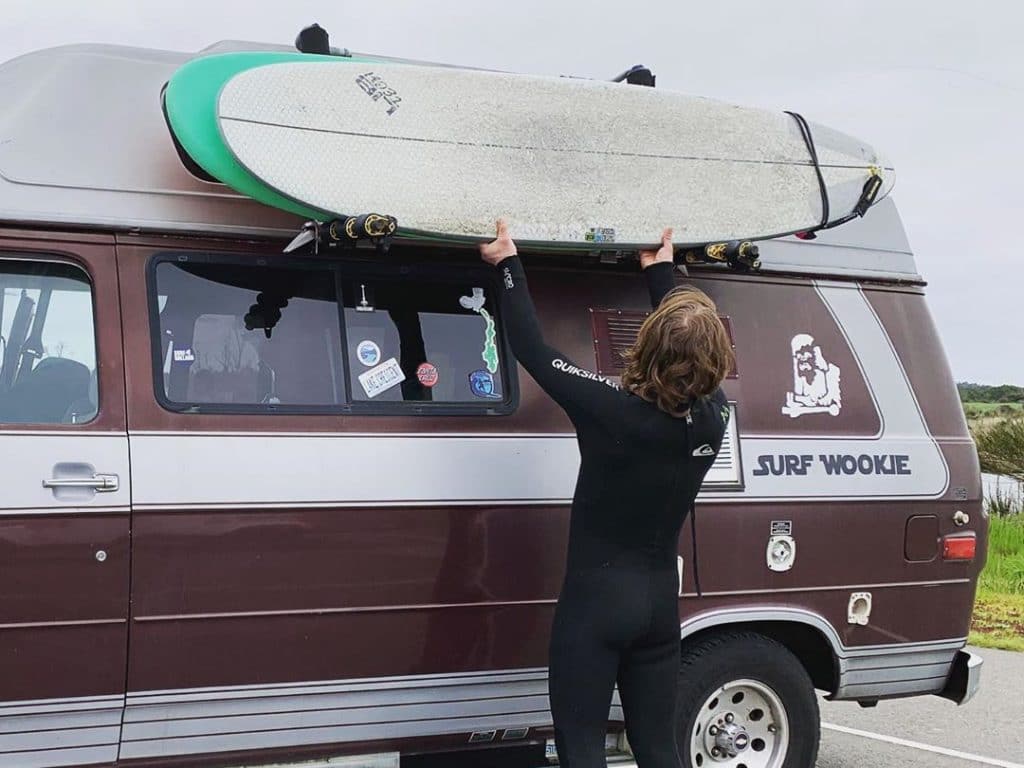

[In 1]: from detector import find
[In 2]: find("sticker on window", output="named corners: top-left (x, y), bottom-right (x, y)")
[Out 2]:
top-left (358, 357), bottom-right (406, 398)
top-left (356, 339), bottom-right (381, 367)
top-left (416, 362), bottom-right (439, 387)
top-left (469, 369), bottom-right (501, 399)
top-left (459, 287), bottom-right (499, 374)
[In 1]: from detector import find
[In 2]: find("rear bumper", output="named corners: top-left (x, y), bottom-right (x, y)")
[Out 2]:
top-left (938, 649), bottom-right (983, 705)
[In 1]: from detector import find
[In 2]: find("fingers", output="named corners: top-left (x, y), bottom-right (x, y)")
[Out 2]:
top-left (496, 218), bottom-right (509, 238)
top-left (661, 227), bottom-right (673, 246)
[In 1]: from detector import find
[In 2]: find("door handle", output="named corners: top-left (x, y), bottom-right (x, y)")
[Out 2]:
top-left (43, 474), bottom-right (119, 492)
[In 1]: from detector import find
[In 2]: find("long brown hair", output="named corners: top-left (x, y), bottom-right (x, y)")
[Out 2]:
top-left (621, 286), bottom-right (734, 417)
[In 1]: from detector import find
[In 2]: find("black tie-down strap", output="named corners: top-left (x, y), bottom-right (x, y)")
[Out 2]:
top-left (785, 110), bottom-right (884, 239)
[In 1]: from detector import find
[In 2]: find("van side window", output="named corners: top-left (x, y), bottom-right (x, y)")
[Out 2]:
top-left (153, 260), bottom-right (345, 409)
top-left (0, 259), bottom-right (97, 424)
top-left (341, 278), bottom-right (508, 405)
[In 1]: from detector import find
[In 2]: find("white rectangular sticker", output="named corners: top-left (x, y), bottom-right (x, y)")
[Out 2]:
top-left (358, 357), bottom-right (405, 398)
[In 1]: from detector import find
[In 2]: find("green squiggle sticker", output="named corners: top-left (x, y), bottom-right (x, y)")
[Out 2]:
top-left (459, 287), bottom-right (500, 375)
top-left (479, 309), bottom-right (499, 374)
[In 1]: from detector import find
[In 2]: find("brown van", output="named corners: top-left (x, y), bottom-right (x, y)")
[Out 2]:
top-left (0, 40), bottom-right (985, 768)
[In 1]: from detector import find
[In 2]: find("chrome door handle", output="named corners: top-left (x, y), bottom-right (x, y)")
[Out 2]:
top-left (43, 474), bottom-right (119, 492)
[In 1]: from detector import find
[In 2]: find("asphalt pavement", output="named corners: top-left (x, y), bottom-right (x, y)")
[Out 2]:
top-left (817, 645), bottom-right (1023, 767)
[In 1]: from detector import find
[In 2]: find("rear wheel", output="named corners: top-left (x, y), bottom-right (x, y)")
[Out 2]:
top-left (676, 632), bottom-right (820, 768)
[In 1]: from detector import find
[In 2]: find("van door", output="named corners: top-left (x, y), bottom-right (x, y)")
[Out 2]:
top-left (0, 236), bottom-right (130, 767)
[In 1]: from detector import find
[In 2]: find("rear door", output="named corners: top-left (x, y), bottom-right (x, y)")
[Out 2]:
top-left (0, 233), bottom-right (130, 767)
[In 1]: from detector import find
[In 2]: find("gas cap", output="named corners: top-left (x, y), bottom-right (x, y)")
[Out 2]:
top-left (766, 535), bottom-right (796, 572)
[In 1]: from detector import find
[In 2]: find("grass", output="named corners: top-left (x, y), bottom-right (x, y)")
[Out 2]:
top-left (970, 514), bottom-right (1024, 651)
top-left (961, 397), bottom-right (1024, 650)
top-left (970, 591), bottom-right (1024, 652)
top-left (965, 403), bottom-right (1024, 433)
top-left (963, 401), bottom-right (1024, 415)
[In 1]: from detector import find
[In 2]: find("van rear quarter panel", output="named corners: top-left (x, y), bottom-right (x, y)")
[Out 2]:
top-left (116, 239), bottom-right (981, 763)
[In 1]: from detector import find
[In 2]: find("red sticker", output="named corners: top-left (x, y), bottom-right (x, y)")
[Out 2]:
top-left (416, 362), bottom-right (439, 387)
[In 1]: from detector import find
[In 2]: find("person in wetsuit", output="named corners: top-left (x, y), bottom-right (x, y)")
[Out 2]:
top-left (480, 220), bottom-right (734, 768)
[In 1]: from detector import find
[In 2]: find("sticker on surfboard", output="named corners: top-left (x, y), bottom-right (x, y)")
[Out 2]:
top-left (359, 357), bottom-right (405, 398)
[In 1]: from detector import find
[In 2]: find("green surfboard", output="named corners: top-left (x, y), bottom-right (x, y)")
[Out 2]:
top-left (165, 51), bottom-right (375, 219)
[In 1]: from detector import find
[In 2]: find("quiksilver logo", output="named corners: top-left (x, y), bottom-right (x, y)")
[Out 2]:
top-left (551, 359), bottom-right (619, 390)
top-left (502, 267), bottom-right (514, 290)
top-left (693, 444), bottom-right (716, 457)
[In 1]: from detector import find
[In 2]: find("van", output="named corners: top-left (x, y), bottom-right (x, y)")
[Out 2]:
top-left (0, 40), bottom-right (985, 768)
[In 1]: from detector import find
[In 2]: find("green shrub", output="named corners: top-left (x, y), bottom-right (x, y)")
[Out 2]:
top-left (974, 416), bottom-right (1024, 482)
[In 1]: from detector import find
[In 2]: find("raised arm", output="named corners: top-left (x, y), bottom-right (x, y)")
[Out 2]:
top-left (639, 227), bottom-right (677, 308)
top-left (480, 220), bottom-right (621, 423)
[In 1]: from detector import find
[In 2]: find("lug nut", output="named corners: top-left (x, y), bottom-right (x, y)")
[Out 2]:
top-left (711, 747), bottom-right (721, 757)
top-left (725, 713), bottom-right (734, 724)
top-left (709, 725), bottom-right (718, 735)
top-left (768, 724), bottom-right (777, 733)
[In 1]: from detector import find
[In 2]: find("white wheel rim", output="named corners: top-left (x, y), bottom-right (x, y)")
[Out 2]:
top-left (688, 678), bottom-right (790, 768)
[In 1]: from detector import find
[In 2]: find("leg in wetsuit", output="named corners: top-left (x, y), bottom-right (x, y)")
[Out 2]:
top-left (489, 231), bottom-right (729, 767)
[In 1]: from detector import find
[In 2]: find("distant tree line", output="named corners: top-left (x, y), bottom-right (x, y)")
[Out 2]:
top-left (958, 382), bottom-right (1024, 403)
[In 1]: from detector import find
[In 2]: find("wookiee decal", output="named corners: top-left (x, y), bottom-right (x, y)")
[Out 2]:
top-left (782, 333), bottom-right (842, 417)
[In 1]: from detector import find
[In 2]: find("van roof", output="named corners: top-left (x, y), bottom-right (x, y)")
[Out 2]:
top-left (0, 42), bottom-right (921, 283)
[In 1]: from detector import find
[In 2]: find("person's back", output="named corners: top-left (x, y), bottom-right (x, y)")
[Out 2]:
top-left (566, 386), bottom-right (726, 571)
top-left (481, 221), bottom-right (734, 767)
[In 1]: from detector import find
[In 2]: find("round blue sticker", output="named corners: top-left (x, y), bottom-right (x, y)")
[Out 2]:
top-left (469, 369), bottom-right (501, 399)
top-left (356, 340), bottom-right (381, 367)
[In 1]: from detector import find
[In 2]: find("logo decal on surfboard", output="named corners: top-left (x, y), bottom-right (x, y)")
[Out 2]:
top-left (585, 227), bottom-right (616, 244)
top-left (782, 333), bottom-right (842, 417)
top-left (354, 72), bottom-right (402, 116)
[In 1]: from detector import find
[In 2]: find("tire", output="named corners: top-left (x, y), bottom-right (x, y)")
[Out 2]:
top-left (676, 631), bottom-right (820, 768)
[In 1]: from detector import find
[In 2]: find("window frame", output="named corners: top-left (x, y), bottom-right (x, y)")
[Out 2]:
top-left (145, 250), bottom-right (519, 417)
top-left (0, 253), bottom-right (101, 427)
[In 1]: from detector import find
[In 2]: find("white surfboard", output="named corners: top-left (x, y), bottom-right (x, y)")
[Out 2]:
top-left (218, 61), bottom-right (895, 248)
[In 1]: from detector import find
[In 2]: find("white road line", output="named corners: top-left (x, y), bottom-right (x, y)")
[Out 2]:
top-left (822, 722), bottom-right (1024, 768)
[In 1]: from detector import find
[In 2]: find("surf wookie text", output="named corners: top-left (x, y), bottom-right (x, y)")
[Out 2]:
top-left (354, 72), bottom-right (402, 116)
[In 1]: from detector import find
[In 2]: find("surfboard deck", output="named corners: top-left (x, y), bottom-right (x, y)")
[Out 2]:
top-left (213, 60), bottom-right (894, 249)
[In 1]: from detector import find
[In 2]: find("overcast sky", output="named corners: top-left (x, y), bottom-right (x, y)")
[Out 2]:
top-left (1, 0), bottom-right (1019, 384)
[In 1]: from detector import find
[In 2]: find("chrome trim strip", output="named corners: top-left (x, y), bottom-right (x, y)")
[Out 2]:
top-left (134, 599), bottom-right (557, 623)
top-left (120, 668), bottom-right (581, 760)
top-left (0, 695), bottom-right (122, 767)
top-left (0, 431), bottom-right (125, 437)
top-left (0, 506), bottom-right (129, 517)
top-left (679, 605), bottom-right (966, 657)
top-left (133, 580), bottom-right (970, 623)
top-left (0, 618), bottom-right (126, 630)
top-left (680, 577), bottom-right (970, 598)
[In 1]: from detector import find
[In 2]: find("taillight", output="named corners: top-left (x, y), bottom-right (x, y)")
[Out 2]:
top-left (942, 533), bottom-right (976, 562)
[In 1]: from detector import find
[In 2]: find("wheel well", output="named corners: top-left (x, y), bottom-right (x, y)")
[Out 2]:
top-left (681, 621), bottom-right (838, 693)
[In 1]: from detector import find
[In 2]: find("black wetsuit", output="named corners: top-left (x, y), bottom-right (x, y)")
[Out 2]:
top-left (496, 257), bottom-right (729, 767)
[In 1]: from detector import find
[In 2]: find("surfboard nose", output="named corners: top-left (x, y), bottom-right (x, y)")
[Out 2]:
top-left (805, 118), bottom-right (896, 201)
